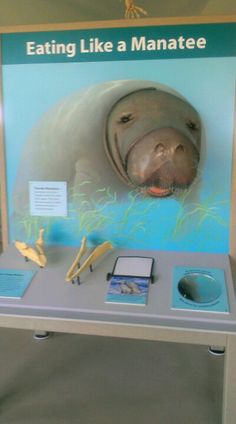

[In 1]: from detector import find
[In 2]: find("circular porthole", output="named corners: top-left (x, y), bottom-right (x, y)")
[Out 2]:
top-left (178, 273), bottom-right (222, 304)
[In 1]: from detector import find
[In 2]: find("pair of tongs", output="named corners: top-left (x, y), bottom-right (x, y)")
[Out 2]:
top-left (66, 237), bottom-right (113, 283)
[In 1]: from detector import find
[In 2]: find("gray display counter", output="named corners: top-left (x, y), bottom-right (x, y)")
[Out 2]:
top-left (0, 244), bottom-right (235, 423)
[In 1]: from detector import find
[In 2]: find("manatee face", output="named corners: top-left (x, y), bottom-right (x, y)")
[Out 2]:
top-left (105, 88), bottom-right (201, 197)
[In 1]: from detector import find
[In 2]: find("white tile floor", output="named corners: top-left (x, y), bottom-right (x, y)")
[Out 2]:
top-left (0, 328), bottom-right (223, 424)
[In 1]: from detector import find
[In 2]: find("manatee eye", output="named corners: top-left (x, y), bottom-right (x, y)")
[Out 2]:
top-left (118, 113), bottom-right (134, 124)
top-left (187, 120), bottom-right (198, 131)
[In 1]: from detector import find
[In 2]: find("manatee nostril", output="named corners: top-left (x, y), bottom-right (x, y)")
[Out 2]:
top-left (154, 143), bottom-right (165, 154)
top-left (175, 144), bottom-right (185, 153)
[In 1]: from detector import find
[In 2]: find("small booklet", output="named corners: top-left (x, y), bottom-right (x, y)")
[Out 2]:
top-left (105, 256), bottom-right (154, 306)
top-left (106, 275), bottom-right (150, 305)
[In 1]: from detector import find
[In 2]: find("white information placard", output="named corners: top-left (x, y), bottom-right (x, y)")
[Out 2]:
top-left (29, 181), bottom-right (67, 217)
top-left (113, 256), bottom-right (154, 277)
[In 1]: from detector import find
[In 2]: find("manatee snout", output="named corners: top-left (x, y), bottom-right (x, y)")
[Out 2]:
top-left (126, 127), bottom-right (200, 197)
top-left (105, 87), bottom-right (201, 198)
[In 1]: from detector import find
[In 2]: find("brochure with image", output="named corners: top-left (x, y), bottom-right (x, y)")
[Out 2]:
top-left (106, 275), bottom-right (150, 306)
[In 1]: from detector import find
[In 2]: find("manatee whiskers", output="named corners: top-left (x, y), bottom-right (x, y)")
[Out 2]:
top-left (140, 159), bottom-right (199, 197)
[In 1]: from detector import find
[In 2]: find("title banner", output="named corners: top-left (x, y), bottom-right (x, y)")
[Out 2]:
top-left (2, 22), bottom-right (236, 64)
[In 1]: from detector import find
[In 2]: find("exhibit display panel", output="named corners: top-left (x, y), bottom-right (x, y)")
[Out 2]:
top-left (0, 16), bottom-right (235, 424)
top-left (0, 18), bottom-right (235, 255)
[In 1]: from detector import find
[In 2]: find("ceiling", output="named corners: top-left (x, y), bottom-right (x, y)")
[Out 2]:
top-left (0, 0), bottom-right (235, 26)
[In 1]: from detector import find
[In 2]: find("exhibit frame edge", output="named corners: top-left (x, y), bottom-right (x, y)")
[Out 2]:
top-left (0, 15), bottom-right (235, 271)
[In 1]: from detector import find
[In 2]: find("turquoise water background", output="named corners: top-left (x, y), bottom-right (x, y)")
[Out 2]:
top-left (2, 57), bottom-right (236, 253)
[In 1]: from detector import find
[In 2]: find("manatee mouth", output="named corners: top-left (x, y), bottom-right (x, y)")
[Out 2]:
top-left (146, 186), bottom-right (174, 197)
top-left (125, 128), bottom-right (199, 198)
top-left (134, 158), bottom-right (197, 198)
